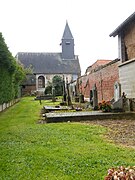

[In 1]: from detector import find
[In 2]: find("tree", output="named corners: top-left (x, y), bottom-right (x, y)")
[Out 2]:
top-left (0, 33), bottom-right (16, 73)
top-left (45, 75), bottom-right (63, 96)
top-left (44, 81), bottom-right (52, 95)
top-left (13, 62), bottom-right (26, 98)
top-left (52, 75), bottom-right (63, 96)
top-left (0, 33), bottom-right (25, 103)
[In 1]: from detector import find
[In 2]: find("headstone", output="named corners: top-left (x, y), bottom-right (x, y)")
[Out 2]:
top-left (66, 78), bottom-right (72, 106)
top-left (52, 87), bottom-right (56, 102)
top-left (90, 90), bottom-right (93, 106)
top-left (114, 82), bottom-right (121, 102)
top-left (123, 98), bottom-right (130, 111)
top-left (92, 84), bottom-right (98, 109)
top-left (79, 94), bottom-right (84, 103)
top-left (63, 75), bottom-right (66, 102)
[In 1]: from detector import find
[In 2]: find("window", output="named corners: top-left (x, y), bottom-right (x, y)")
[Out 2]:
top-left (72, 74), bottom-right (78, 81)
top-left (65, 42), bottom-right (70, 45)
top-left (38, 76), bottom-right (45, 88)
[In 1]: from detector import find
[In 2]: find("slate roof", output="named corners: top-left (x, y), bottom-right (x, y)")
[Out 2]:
top-left (17, 52), bottom-right (81, 75)
top-left (110, 12), bottom-right (135, 37)
top-left (62, 21), bottom-right (73, 39)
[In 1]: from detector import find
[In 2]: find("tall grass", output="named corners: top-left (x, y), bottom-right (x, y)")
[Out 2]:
top-left (0, 97), bottom-right (134, 180)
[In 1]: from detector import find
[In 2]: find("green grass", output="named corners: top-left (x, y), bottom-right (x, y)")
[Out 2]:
top-left (0, 97), bottom-right (135, 180)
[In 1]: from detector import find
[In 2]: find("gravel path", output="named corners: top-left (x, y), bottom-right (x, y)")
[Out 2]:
top-left (82, 119), bottom-right (135, 148)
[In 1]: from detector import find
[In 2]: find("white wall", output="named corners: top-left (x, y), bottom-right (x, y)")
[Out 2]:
top-left (119, 58), bottom-right (135, 98)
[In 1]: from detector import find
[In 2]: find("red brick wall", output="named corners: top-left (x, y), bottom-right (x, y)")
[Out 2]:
top-left (78, 59), bottom-right (120, 102)
top-left (21, 85), bottom-right (36, 96)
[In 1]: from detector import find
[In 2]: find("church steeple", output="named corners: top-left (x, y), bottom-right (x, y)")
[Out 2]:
top-left (61, 21), bottom-right (74, 59)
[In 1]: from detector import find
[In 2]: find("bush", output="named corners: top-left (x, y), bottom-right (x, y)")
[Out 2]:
top-left (0, 33), bottom-right (25, 104)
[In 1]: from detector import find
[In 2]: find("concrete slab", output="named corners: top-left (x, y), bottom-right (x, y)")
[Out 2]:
top-left (44, 106), bottom-right (72, 112)
top-left (45, 111), bottom-right (135, 123)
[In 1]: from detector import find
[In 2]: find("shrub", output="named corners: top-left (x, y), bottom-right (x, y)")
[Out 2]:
top-left (0, 33), bottom-right (25, 104)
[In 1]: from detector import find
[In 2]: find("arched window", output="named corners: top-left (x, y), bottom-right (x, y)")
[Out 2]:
top-left (38, 76), bottom-right (45, 88)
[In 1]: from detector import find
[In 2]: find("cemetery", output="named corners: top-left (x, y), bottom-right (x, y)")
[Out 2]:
top-left (0, 11), bottom-right (135, 180)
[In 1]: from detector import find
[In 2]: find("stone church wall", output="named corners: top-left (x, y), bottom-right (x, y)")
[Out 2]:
top-left (78, 59), bottom-right (120, 102)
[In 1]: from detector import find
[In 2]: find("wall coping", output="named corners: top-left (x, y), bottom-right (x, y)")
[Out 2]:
top-left (89, 59), bottom-right (120, 74)
top-left (119, 58), bottom-right (135, 67)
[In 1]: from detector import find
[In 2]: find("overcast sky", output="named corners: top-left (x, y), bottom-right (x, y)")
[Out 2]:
top-left (0, 0), bottom-right (135, 74)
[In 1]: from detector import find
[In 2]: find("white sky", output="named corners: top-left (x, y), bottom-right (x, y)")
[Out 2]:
top-left (0, 0), bottom-right (135, 74)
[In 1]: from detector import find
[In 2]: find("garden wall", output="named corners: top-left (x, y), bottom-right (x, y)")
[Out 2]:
top-left (78, 59), bottom-right (120, 102)
top-left (119, 58), bottom-right (135, 98)
top-left (0, 99), bottom-right (19, 112)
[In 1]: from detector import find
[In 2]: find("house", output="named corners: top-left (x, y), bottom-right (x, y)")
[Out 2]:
top-left (16, 22), bottom-right (81, 95)
top-left (110, 12), bottom-right (135, 99)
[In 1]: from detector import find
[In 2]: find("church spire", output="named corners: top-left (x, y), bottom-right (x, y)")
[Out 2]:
top-left (62, 21), bottom-right (73, 39)
top-left (61, 21), bottom-right (74, 59)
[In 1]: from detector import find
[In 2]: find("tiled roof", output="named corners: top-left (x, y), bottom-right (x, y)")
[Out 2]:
top-left (91, 60), bottom-right (112, 69)
top-left (17, 52), bottom-right (81, 75)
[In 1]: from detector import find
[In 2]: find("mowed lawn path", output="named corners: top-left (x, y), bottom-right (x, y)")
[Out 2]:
top-left (0, 97), bottom-right (135, 180)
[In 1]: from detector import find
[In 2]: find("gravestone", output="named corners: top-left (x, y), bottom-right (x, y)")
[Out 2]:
top-left (66, 78), bottom-right (72, 106)
top-left (114, 82), bottom-right (121, 101)
top-left (52, 87), bottom-right (56, 102)
top-left (92, 84), bottom-right (98, 110)
top-left (90, 90), bottom-right (93, 106)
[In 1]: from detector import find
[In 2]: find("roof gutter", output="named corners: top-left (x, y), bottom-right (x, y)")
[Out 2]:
top-left (109, 12), bottom-right (135, 37)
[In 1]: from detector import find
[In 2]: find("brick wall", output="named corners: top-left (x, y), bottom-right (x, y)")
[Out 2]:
top-left (21, 85), bottom-right (36, 96)
top-left (78, 59), bottom-right (120, 102)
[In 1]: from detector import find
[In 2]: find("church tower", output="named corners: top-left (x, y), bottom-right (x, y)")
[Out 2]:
top-left (61, 21), bottom-right (74, 59)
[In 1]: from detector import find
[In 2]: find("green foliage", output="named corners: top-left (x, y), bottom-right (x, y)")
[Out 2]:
top-left (0, 67), bottom-right (15, 103)
top-left (0, 33), bottom-right (16, 73)
top-left (0, 97), bottom-right (135, 179)
top-left (24, 64), bottom-right (34, 74)
top-left (13, 62), bottom-right (26, 98)
top-left (0, 33), bottom-right (25, 103)
top-left (53, 75), bottom-right (63, 96)
top-left (45, 75), bottom-right (63, 96)
top-left (45, 81), bottom-right (52, 95)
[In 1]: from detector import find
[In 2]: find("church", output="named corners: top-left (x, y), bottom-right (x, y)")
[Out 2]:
top-left (16, 22), bottom-right (81, 95)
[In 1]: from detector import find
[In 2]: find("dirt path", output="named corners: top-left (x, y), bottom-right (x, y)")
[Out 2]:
top-left (83, 120), bottom-right (135, 148)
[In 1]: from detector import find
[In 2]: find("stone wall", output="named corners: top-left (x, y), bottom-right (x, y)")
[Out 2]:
top-left (119, 58), bottom-right (135, 98)
top-left (78, 59), bottom-right (120, 102)
top-left (0, 99), bottom-right (19, 112)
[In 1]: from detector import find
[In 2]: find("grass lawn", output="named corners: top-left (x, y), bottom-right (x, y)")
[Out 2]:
top-left (0, 97), bottom-right (135, 180)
